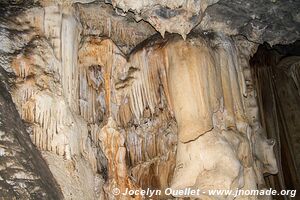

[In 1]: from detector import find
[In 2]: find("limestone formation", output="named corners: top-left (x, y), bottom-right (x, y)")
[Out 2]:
top-left (0, 0), bottom-right (299, 200)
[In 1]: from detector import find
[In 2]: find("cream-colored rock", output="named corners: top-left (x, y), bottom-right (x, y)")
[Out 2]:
top-left (167, 38), bottom-right (222, 142)
top-left (109, 0), bottom-right (219, 38)
top-left (171, 130), bottom-right (243, 196)
top-left (78, 36), bottom-right (127, 122)
top-left (99, 118), bottom-right (141, 199)
top-left (119, 34), bottom-right (278, 199)
top-left (253, 129), bottom-right (278, 175)
top-left (8, 6), bottom-right (105, 199)
top-left (5, 1), bottom-right (280, 198)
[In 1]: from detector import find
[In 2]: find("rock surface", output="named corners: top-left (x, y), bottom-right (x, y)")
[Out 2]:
top-left (1, 0), bottom-right (299, 46)
top-left (0, 0), bottom-right (299, 199)
top-left (0, 68), bottom-right (63, 199)
top-left (198, 0), bottom-right (300, 45)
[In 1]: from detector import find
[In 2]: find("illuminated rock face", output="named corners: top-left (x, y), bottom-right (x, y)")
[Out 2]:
top-left (5, 25), bottom-right (277, 200)
top-left (0, 1), bottom-right (289, 200)
top-left (121, 34), bottom-right (278, 199)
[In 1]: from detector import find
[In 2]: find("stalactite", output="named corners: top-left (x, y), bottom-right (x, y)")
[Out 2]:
top-left (119, 33), bottom-right (278, 199)
top-left (22, 92), bottom-right (68, 155)
top-left (8, 24), bottom-right (102, 179)
top-left (251, 51), bottom-right (300, 193)
top-left (5, 2), bottom-right (284, 197)
top-left (125, 111), bottom-right (177, 192)
top-left (166, 38), bottom-right (219, 142)
top-left (121, 34), bottom-right (249, 142)
top-left (279, 57), bottom-right (300, 96)
top-left (235, 36), bottom-right (281, 197)
top-left (213, 35), bottom-right (247, 133)
top-left (78, 36), bottom-right (126, 123)
top-left (44, 5), bottom-right (62, 60)
top-left (99, 117), bottom-right (141, 200)
top-left (121, 44), bottom-right (171, 122)
top-left (61, 8), bottom-right (82, 113)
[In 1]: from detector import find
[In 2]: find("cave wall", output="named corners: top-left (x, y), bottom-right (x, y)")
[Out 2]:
top-left (0, 66), bottom-right (63, 199)
top-left (251, 44), bottom-right (300, 196)
top-left (0, 0), bottom-right (299, 199)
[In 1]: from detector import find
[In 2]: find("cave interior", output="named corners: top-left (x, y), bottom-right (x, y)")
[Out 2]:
top-left (0, 0), bottom-right (299, 200)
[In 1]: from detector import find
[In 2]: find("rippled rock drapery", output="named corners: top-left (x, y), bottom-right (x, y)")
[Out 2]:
top-left (118, 33), bottom-right (278, 199)
top-left (251, 44), bottom-right (300, 196)
top-left (0, 2), bottom-right (178, 199)
top-left (0, 0), bottom-right (299, 199)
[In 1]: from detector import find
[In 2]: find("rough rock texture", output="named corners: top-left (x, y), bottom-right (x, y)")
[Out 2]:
top-left (251, 44), bottom-right (300, 196)
top-left (77, 2), bottom-right (156, 54)
top-left (2, 0), bottom-right (299, 46)
top-left (0, 3), bottom-right (178, 199)
top-left (126, 33), bottom-right (277, 199)
top-left (104, 0), bottom-right (300, 45)
top-left (105, 0), bottom-right (219, 39)
top-left (198, 0), bottom-right (300, 45)
top-left (0, 68), bottom-right (63, 199)
top-left (0, 0), bottom-right (299, 199)
top-left (95, 0), bottom-right (299, 45)
top-left (42, 152), bottom-right (104, 200)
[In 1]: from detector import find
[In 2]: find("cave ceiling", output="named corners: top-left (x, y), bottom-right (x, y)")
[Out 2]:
top-left (0, 0), bottom-right (299, 50)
